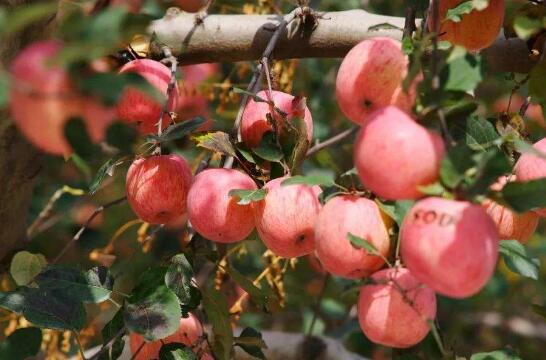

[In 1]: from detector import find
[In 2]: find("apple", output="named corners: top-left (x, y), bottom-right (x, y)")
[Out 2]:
top-left (354, 106), bottom-right (445, 200)
top-left (187, 168), bottom-right (256, 243)
top-left (429, 0), bottom-right (505, 51)
top-left (241, 90), bottom-right (313, 148)
top-left (514, 138), bottom-right (546, 217)
top-left (314, 195), bottom-right (391, 279)
top-left (117, 59), bottom-right (179, 134)
top-left (336, 37), bottom-right (419, 125)
top-left (253, 177), bottom-right (321, 258)
top-left (358, 267), bottom-right (436, 348)
top-left (126, 154), bottom-right (192, 224)
top-left (401, 197), bottom-right (499, 298)
top-left (129, 313), bottom-right (203, 360)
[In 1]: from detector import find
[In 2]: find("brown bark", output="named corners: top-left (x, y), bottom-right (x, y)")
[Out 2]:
top-left (149, 9), bottom-right (535, 73)
top-left (0, 0), bottom-right (53, 263)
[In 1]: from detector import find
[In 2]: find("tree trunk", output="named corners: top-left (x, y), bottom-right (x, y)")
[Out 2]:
top-left (0, 0), bottom-right (54, 264)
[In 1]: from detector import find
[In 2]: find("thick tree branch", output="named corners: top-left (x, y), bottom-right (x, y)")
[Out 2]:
top-left (149, 9), bottom-right (535, 73)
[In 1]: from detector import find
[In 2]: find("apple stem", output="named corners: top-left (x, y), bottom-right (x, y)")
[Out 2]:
top-left (155, 46), bottom-right (179, 155)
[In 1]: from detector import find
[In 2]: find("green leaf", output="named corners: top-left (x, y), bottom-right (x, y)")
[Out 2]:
top-left (10, 251), bottom-right (47, 286)
top-left (202, 288), bottom-right (233, 360)
top-left (440, 144), bottom-right (474, 188)
top-left (281, 175), bottom-right (336, 187)
top-left (499, 240), bottom-right (540, 280)
top-left (445, 0), bottom-right (488, 23)
top-left (252, 132), bottom-right (284, 162)
top-left (89, 154), bottom-right (125, 195)
top-left (501, 179), bottom-right (546, 212)
top-left (375, 200), bottom-right (414, 226)
top-left (0, 71), bottom-right (8, 108)
top-left (22, 288), bottom-right (87, 330)
top-left (463, 115), bottom-right (500, 151)
top-left (530, 62), bottom-right (546, 105)
top-left (347, 233), bottom-right (380, 256)
top-left (101, 309), bottom-right (125, 344)
top-left (0, 327), bottom-right (42, 359)
top-left (147, 117), bottom-right (207, 144)
top-left (0, 2), bottom-right (58, 35)
top-left (226, 266), bottom-right (276, 312)
top-left (465, 148), bottom-right (511, 196)
top-left (165, 254), bottom-right (195, 306)
top-left (64, 118), bottom-right (99, 160)
top-left (367, 23), bottom-right (403, 32)
top-left (233, 327), bottom-right (267, 360)
top-left (444, 47), bottom-right (483, 92)
top-left (193, 131), bottom-right (237, 157)
top-left (513, 15), bottom-right (543, 40)
top-left (106, 122), bottom-right (138, 154)
top-left (418, 182), bottom-right (446, 196)
top-left (124, 267), bottom-right (182, 341)
top-left (0, 291), bottom-right (26, 313)
top-left (532, 304), bottom-right (546, 321)
top-left (228, 189), bottom-right (267, 205)
top-left (279, 113), bottom-right (310, 173)
top-left (35, 265), bottom-right (114, 303)
top-left (470, 348), bottom-right (522, 360)
top-left (159, 343), bottom-right (198, 360)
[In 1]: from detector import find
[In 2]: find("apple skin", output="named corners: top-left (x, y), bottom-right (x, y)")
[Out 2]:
top-left (336, 37), bottom-right (419, 125)
top-left (171, 0), bottom-right (209, 13)
top-left (241, 90), bottom-right (313, 148)
top-left (358, 267), bottom-right (436, 348)
top-left (515, 138), bottom-right (546, 217)
top-left (187, 168), bottom-right (257, 243)
top-left (429, 0), bottom-right (505, 51)
top-left (253, 177), bottom-right (322, 258)
top-left (126, 154), bottom-right (192, 225)
top-left (401, 197), bottom-right (499, 298)
top-left (9, 41), bottom-right (80, 155)
top-left (354, 106), bottom-right (445, 200)
top-left (178, 63), bottom-right (219, 130)
top-left (117, 59), bottom-right (179, 135)
top-left (483, 176), bottom-right (539, 243)
top-left (314, 195), bottom-right (391, 279)
top-left (129, 313), bottom-right (203, 360)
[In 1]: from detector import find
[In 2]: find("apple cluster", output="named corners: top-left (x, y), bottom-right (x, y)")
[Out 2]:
top-left (7, 0), bottom-right (546, 353)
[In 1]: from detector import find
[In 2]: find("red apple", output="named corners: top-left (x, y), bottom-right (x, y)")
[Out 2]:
top-left (117, 59), bottom-right (179, 134)
top-left (354, 106), bottom-right (445, 200)
top-left (129, 313), bottom-right (203, 360)
top-left (401, 197), bottom-right (499, 298)
top-left (9, 41), bottom-right (80, 155)
top-left (126, 154), bottom-right (192, 224)
top-left (514, 138), bottom-right (546, 217)
top-left (241, 90), bottom-right (313, 148)
top-left (253, 177), bottom-right (322, 258)
top-left (336, 37), bottom-right (419, 125)
top-left (358, 267), bottom-right (436, 348)
top-left (314, 195), bottom-right (391, 279)
top-left (187, 168), bottom-right (256, 243)
top-left (429, 0), bottom-right (505, 51)
top-left (483, 176), bottom-right (539, 243)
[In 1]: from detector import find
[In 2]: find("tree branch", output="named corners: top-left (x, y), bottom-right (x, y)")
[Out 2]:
top-left (149, 9), bottom-right (535, 73)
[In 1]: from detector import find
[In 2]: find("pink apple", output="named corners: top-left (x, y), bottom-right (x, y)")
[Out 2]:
top-left (514, 138), bottom-right (546, 216)
top-left (126, 154), bottom-right (192, 224)
top-left (358, 267), bottom-right (436, 348)
top-left (129, 313), bottom-right (203, 360)
top-left (314, 195), bottom-right (391, 279)
top-left (117, 59), bottom-right (179, 134)
top-left (253, 177), bottom-right (322, 258)
top-left (187, 168), bottom-right (256, 243)
top-left (336, 37), bottom-right (419, 125)
top-left (354, 106), bottom-right (445, 200)
top-left (241, 90), bottom-right (313, 148)
top-left (9, 41), bottom-right (80, 155)
top-left (401, 197), bottom-right (499, 298)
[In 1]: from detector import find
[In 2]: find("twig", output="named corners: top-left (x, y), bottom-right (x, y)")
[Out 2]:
top-left (129, 337), bottom-right (146, 360)
top-left (154, 46), bottom-right (178, 155)
top-left (306, 127), bottom-right (357, 157)
top-left (87, 326), bottom-right (127, 360)
top-left (52, 196), bottom-right (127, 264)
top-left (520, 96), bottom-right (532, 117)
top-left (403, 5), bottom-right (417, 39)
top-left (307, 273), bottom-right (330, 336)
